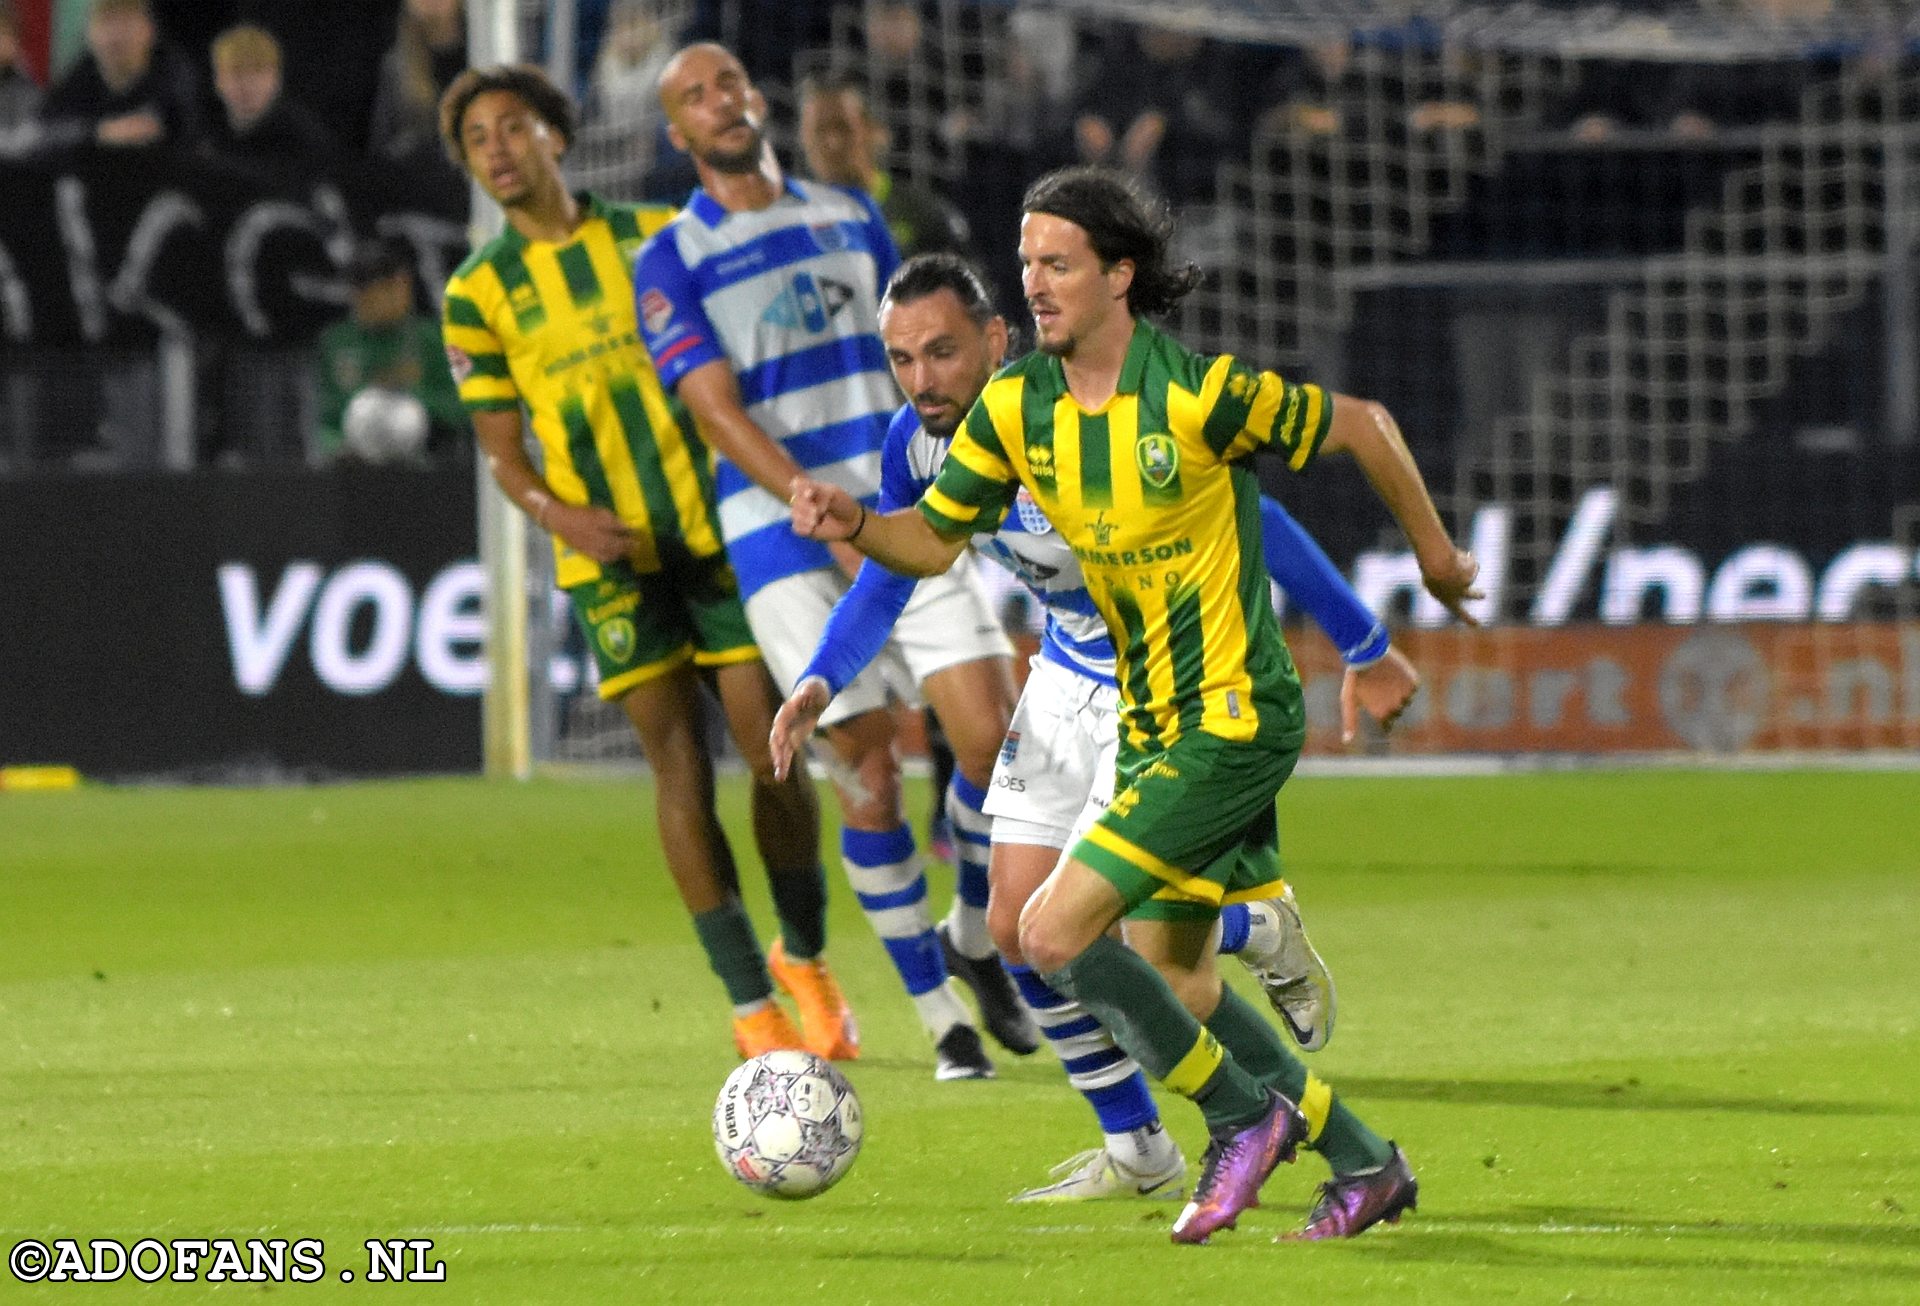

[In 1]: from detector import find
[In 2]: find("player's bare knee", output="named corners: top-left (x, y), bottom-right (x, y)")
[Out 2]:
top-left (1017, 902), bottom-right (1081, 977)
top-left (842, 755), bottom-right (902, 828)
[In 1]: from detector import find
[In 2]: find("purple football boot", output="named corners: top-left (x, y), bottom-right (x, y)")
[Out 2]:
top-left (1285, 1145), bottom-right (1418, 1241)
top-left (1169, 1091), bottom-right (1308, 1245)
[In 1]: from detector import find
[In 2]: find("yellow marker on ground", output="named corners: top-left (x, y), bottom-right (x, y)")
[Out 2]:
top-left (0, 765), bottom-right (81, 791)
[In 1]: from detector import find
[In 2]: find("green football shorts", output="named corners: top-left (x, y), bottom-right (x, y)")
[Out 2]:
top-left (1073, 728), bottom-right (1301, 923)
top-left (566, 550), bottom-right (758, 701)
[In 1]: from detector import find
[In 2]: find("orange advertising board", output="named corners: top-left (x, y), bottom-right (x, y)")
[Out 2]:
top-left (1290, 623), bottom-right (1920, 755)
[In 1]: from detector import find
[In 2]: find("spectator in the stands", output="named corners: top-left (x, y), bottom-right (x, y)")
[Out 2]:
top-left (862, 0), bottom-right (960, 173)
top-left (1257, 39), bottom-right (1357, 140)
top-left (992, 5), bottom-right (1080, 163)
top-left (592, 0), bottom-right (674, 129)
top-left (205, 24), bottom-right (336, 165)
top-left (1071, 23), bottom-right (1237, 202)
top-left (0, 2), bottom-right (42, 157)
top-left (226, 1), bottom-right (397, 156)
top-left (1253, 36), bottom-right (1480, 144)
top-left (368, 0), bottom-right (465, 168)
top-left (314, 237), bottom-right (463, 466)
top-left (1554, 57), bottom-right (1806, 141)
top-left (681, 0), bottom-right (836, 104)
top-left (799, 71), bottom-right (974, 259)
top-left (40, 0), bottom-right (202, 151)
top-left (586, 0), bottom-right (675, 187)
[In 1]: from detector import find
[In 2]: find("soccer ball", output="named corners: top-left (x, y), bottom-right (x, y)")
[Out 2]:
top-left (712, 1050), bottom-right (863, 1199)
top-left (342, 386), bottom-right (430, 463)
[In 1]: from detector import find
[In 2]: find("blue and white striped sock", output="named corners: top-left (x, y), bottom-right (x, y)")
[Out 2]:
top-left (942, 774), bottom-right (995, 960)
top-left (1008, 963), bottom-right (1160, 1137)
top-left (842, 825), bottom-right (967, 1037)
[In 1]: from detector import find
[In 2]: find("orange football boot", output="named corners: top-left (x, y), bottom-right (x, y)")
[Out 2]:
top-left (767, 940), bottom-right (861, 1060)
top-left (731, 1002), bottom-right (806, 1059)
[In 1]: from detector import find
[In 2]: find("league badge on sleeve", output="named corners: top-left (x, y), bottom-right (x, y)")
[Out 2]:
top-left (639, 289), bottom-right (675, 337)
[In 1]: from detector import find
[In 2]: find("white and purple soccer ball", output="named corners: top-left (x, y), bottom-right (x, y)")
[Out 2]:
top-left (712, 1050), bottom-right (863, 1199)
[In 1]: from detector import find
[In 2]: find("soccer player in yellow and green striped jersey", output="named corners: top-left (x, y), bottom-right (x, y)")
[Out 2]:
top-left (788, 167), bottom-right (1481, 1243)
top-left (437, 64), bottom-right (858, 1064)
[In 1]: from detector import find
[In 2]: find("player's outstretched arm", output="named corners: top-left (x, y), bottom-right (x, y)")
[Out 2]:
top-left (471, 408), bottom-right (635, 563)
top-left (770, 676), bottom-right (833, 781)
top-left (1319, 394), bottom-right (1483, 625)
top-left (789, 475), bottom-right (968, 578)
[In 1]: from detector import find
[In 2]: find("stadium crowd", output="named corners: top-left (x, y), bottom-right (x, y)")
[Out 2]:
top-left (0, 0), bottom-right (1910, 474)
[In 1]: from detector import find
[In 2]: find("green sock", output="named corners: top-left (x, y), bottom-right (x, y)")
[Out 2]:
top-left (1206, 986), bottom-right (1392, 1174)
top-left (690, 900), bottom-right (773, 1005)
top-left (1047, 935), bottom-right (1270, 1131)
top-left (766, 862), bottom-right (828, 960)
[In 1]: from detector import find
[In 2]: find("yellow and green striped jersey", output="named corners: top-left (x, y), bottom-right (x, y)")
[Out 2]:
top-left (920, 319), bottom-right (1332, 753)
top-left (442, 194), bottom-right (722, 588)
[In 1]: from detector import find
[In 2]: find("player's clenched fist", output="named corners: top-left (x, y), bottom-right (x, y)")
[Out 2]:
top-left (788, 475), bottom-right (864, 541)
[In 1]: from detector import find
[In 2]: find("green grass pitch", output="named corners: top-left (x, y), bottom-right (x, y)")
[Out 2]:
top-left (3, 769), bottom-right (1916, 1303)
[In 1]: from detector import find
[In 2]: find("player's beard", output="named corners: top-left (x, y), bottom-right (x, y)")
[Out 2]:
top-left (916, 398), bottom-right (962, 438)
top-left (699, 122), bottom-right (767, 174)
top-left (1030, 303), bottom-right (1075, 357)
top-left (1035, 328), bottom-right (1075, 358)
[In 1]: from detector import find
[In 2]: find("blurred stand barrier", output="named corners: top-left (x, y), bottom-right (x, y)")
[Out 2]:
top-left (1290, 624), bottom-right (1920, 756)
top-left (0, 466), bottom-right (484, 782)
top-left (3, 461), bottom-right (1909, 783)
top-left (0, 143), bottom-right (467, 472)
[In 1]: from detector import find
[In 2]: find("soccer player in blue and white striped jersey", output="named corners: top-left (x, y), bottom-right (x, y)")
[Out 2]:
top-left (637, 43), bottom-right (1026, 1079)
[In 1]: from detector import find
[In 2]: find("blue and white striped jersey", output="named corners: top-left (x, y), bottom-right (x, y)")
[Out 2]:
top-left (633, 178), bottom-right (902, 597)
top-left (888, 410), bottom-right (1116, 684)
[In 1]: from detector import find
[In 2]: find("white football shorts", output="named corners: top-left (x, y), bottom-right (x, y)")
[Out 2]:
top-left (983, 653), bottom-right (1121, 850)
top-left (746, 557), bottom-right (1012, 729)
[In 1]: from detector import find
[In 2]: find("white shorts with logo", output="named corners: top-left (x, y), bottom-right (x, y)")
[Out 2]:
top-left (983, 653), bottom-right (1121, 851)
top-left (745, 557), bottom-right (1013, 729)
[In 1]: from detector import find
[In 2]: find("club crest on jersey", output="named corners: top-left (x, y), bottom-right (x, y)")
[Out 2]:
top-left (999, 730), bottom-right (1020, 767)
top-left (1135, 432), bottom-right (1179, 489)
top-left (598, 617), bottom-right (637, 664)
top-left (811, 222), bottom-right (850, 253)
